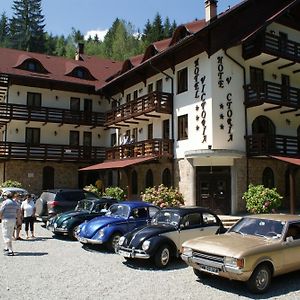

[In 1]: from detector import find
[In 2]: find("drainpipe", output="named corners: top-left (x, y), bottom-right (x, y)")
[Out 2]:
top-left (148, 61), bottom-right (175, 186)
top-left (224, 49), bottom-right (249, 187)
top-left (3, 77), bottom-right (10, 182)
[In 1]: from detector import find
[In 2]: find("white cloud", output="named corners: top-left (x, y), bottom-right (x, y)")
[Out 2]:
top-left (84, 29), bottom-right (108, 41)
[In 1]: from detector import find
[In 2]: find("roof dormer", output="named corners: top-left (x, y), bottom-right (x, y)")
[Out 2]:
top-left (14, 55), bottom-right (50, 74)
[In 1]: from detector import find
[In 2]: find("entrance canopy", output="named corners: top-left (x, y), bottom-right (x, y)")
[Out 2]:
top-left (80, 156), bottom-right (156, 171)
top-left (270, 156), bottom-right (300, 166)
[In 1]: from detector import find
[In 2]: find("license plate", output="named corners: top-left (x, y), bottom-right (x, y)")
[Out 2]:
top-left (119, 250), bottom-right (131, 258)
top-left (199, 264), bottom-right (219, 274)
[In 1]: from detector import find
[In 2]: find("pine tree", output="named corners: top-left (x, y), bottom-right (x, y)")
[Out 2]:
top-left (0, 13), bottom-right (9, 46)
top-left (10, 0), bottom-right (45, 52)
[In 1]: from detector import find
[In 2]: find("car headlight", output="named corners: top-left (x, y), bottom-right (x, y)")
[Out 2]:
top-left (98, 229), bottom-right (105, 238)
top-left (119, 236), bottom-right (126, 246)
top-left (142, 240), bottom-right (151, 251)
top-left (182, 247), bottom-right (193, 257)
top-left (224, 257), bottom-right (244, 268)
top-left (61, 220), bottom-right (69, 229)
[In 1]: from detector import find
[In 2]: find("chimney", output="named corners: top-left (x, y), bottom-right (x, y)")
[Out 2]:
top-left (75, 42), bottom-right (84, 61)
top-left (205, 0), bottom-right (218, 22)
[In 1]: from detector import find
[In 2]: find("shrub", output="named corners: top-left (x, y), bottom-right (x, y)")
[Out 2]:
top-left (103, 186), bottom-right (126, 201)
top-left (141, 184), bottom-right (184, 208)
top-left (242, 184), bottom-right (282, 214)
top-left (0, 180), bottom-right (23, 188)
top-left (83, 184), bottom-right (102, 197)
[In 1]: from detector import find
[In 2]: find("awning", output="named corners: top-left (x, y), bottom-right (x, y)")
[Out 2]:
top-left (270, 156), bottom-right (300, 166)
top-left (79, 156), bottom-right (157, 171)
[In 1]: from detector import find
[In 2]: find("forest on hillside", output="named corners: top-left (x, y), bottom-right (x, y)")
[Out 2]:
top-left (0, 0), bottom-right (178, 61)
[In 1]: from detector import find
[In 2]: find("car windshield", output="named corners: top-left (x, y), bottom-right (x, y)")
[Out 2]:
top-left (151, 211), bottom-right (181, 226)
top-left (76, 200), bottom-right (93, 212)
top-left (106, 204), bottom-right (130, 218)
top-left (229, 217), bottom-right (285, 238)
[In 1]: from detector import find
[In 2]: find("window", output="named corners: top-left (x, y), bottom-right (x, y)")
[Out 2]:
top-left (162, 168), bottom-right (171, 187)
top-left (111, 99), bottom-right (118, 110)
top-left (181, 213), bottom-right (201, 228)
top-left (262, 167), bottom-right (274, 188)
top-left (74, 68), bottom-right (85, 78)
top-left (126, 94), bottom-right (131, 103)
top-left (27, 92), bottom-right (41, 107)
top-left (132, 128), bottom-right (138, 142)
top-left (202, 212), bottom-right (218, 226)
top-left (147, 124), bottom-right (153, 140)
top-left (163, 119), bottom-right (170, 139)
top-left (26, 128), bottom-right (40, 146)
top-left (178, 114), bottom-right (188, 140)
top-left (69, 131), bottom-right (79, 146)
top-left (132, 170), bottom-right (138, 194)
top-left (111, 133), bottom-right (117, 147)
top-left (177, 67), bottom-right (188, 94)
top-left (84, 99), bottom-right (92, 113)
top-left (145, 169), bottom-right (153, 188)
top-left (156, 79), bottom-right (163, 92)
top-left (250, 67), bottom-right (264, 93)
top-left (70, 97), bottom-right (80, 111)
top-left (148, 83), bottom-right (153, 93)
top-left (133, 90), bottom-right (138, 99)
top-left (28, 61), bottom-right (37, 72)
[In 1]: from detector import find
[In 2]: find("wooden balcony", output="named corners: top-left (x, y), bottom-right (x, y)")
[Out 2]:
top-left (243, 32), bottom-right (300, 61)
top-left (0, 103), bottom-right (105, 128)
top-left (105, 91), bottom-right (173, 127)
top-left (106, 139), bottom-right (173, 160)
top-left (245, 81), bottom-right (300, 108)
top-left (246, 134), bottom-right (299, 157)
top-left (0, 141), bottom-right (105, 162)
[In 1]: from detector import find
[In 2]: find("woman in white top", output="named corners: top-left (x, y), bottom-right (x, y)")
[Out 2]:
top-left (21, 194), bottom-right (36, 239)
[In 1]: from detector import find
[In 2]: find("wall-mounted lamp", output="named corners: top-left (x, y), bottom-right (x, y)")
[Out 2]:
top-left (98, 100), bottom-right (101, 105)
top-left (97, 134), bottom-right (101, 139)
top-left (55, 96), bottom-right (59, 100)
top-left (139, 88), bottom-right (143, 93)
top-left (15, 128), bottom-right (19, 133)
top-left (286, 119), bottom-right (291, 126)
top-left (17, 91), bottom-right (20, 96)
top-left (138, 128), bottom-right (143, 133)
top-left (54, 131), bottom-right (57, 136)
top-left (270, 30), bottom-right (276, 35)
top-left (165, 77), bottom-right (169, 81)
top-left (272, 73), bottom-right (277, 80)
top-left (208, 145), bottom-right (212, 150)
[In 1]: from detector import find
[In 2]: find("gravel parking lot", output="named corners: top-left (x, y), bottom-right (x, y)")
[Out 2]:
top-left (0, 223), bottom-right (300, 300)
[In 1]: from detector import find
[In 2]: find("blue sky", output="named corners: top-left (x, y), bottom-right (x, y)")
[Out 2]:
top-left (1, 0), bottom-right (241, 39)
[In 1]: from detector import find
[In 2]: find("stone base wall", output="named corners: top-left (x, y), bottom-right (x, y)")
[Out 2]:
top-left (0, 161), bottom-right (81, 195)
top-left (234, 157), bottom-right (248, 213)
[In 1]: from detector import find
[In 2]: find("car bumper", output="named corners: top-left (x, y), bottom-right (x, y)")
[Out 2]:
top-left (117, 246), bottom-right (150, 259)
top-left (77, 236), bottom-right (103, 245)
top-left (181, 254), bottom-right (251, 281)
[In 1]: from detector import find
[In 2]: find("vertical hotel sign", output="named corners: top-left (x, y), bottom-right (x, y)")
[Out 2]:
top-left (217, 56), bottom-right (233, 142)
top-left (194, 57), bottom-right (207, 143)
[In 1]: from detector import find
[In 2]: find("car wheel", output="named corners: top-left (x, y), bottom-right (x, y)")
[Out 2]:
top-left (154, 245), bottom-right (171, 268)
top-left (69, 225), bottom-right (80, 240)
top-left (247, 264), bottom-right (272, 294)
top-left (108, 233), bottom-right (122, 252)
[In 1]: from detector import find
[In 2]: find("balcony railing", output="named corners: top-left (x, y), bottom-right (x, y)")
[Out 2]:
top-left (0, 103), bottom-right (105, 127)
top-left (246, 134), bottom-right (299, 157)
top-left (0, 142), bottom-right (105, 162)
top-left (106, 138), bottom-right (173, 160)
top-left (245, 81), bottom-right (300, 108)
top-left (105, 91), bottom-right (173, 127)
top-left (243, 32), bottom-right (300, 61)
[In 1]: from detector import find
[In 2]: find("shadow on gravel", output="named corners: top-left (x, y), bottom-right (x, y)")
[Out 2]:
top-left (194, 270), bottom-right (300, 299)
top-left (51, 235), bottom-right (77, 242)
top-left (12, 251), bottom-right (48, 257)
top-left (81, 244), bottom-right (115, 255)
top-left (122, 257), bottom-right (188, 272)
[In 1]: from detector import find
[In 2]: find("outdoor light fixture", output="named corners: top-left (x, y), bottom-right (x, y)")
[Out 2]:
top-left (15, 128), bottom-right (19, 133)
top-left (54, 131), bottom-right (57, 136)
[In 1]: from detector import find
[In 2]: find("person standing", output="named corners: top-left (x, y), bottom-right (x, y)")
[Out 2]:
top-left (21, 194), bottom-right (36, 239)
top-left (0, 191), bottom-right (20, 256)
top-left (12, 192), bottom-right (23, 240)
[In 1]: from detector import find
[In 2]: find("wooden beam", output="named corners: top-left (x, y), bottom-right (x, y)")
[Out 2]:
top-left (133, 117), bottom-right (149, 121)
top-left (278, 62), bottom-right (296, 69)
top-left (144, 113), bottom-right (160, 118)
top-left (280, 108), bottom-right (298, 114)
top-left (124, 120), bottom-right (139, 124)
top-left (261, 57), bottom-right (279, 65)
top-left (264, 105), bottom-right (281, 112)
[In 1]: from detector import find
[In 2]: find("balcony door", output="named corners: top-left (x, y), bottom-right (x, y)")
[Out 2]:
top-left (196, 166), bottom-right (231, 214)
top-left (83, 132), bottom-right (92, 158)
top-left (281, 75), bottom-right (290, 103)
top-left (250, 67), bottom-right (264, 95)
top-left (70, 97), bottom-right (80, 121)
top-left (84, 99), bottom-right (92, 121)
top-left (26, 128), bottom-right (40, 146)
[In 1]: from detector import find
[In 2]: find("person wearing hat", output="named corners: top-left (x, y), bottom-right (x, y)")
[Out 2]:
top-left (0, 191), bottom-right (21, 256)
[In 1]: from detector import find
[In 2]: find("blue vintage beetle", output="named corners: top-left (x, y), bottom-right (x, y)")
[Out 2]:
top-left (75, 201), bottom-right (159, 251)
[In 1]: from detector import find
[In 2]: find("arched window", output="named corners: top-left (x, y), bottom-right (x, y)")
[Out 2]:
top-left (131, 170), bottom-right (138, 194)
top-left (252, 116), bottom-right (275, 135)
top-left (145, 169), bottom-right (153, 188)
top-left (262, 167), bottom-right (274, 188)
top-left (162, 168), bottom-right (171, 187)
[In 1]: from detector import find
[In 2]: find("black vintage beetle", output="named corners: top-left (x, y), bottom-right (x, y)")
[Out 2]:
top-left (117, 206), bottom-right (226, 268)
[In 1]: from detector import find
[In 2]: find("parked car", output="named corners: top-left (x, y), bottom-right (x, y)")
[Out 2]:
top-left (76, 201), bottom-right (159, 251)
top-left (0, 187), bottom-right (29, 203)
top-left (35, 189), bottom-right (99, 223)
top-left (181, 214), bottom-right (300, 294)
top-left (47, 197), bottom-right (118, 239)
top-left (117, 207), bottom-right (225, 268)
